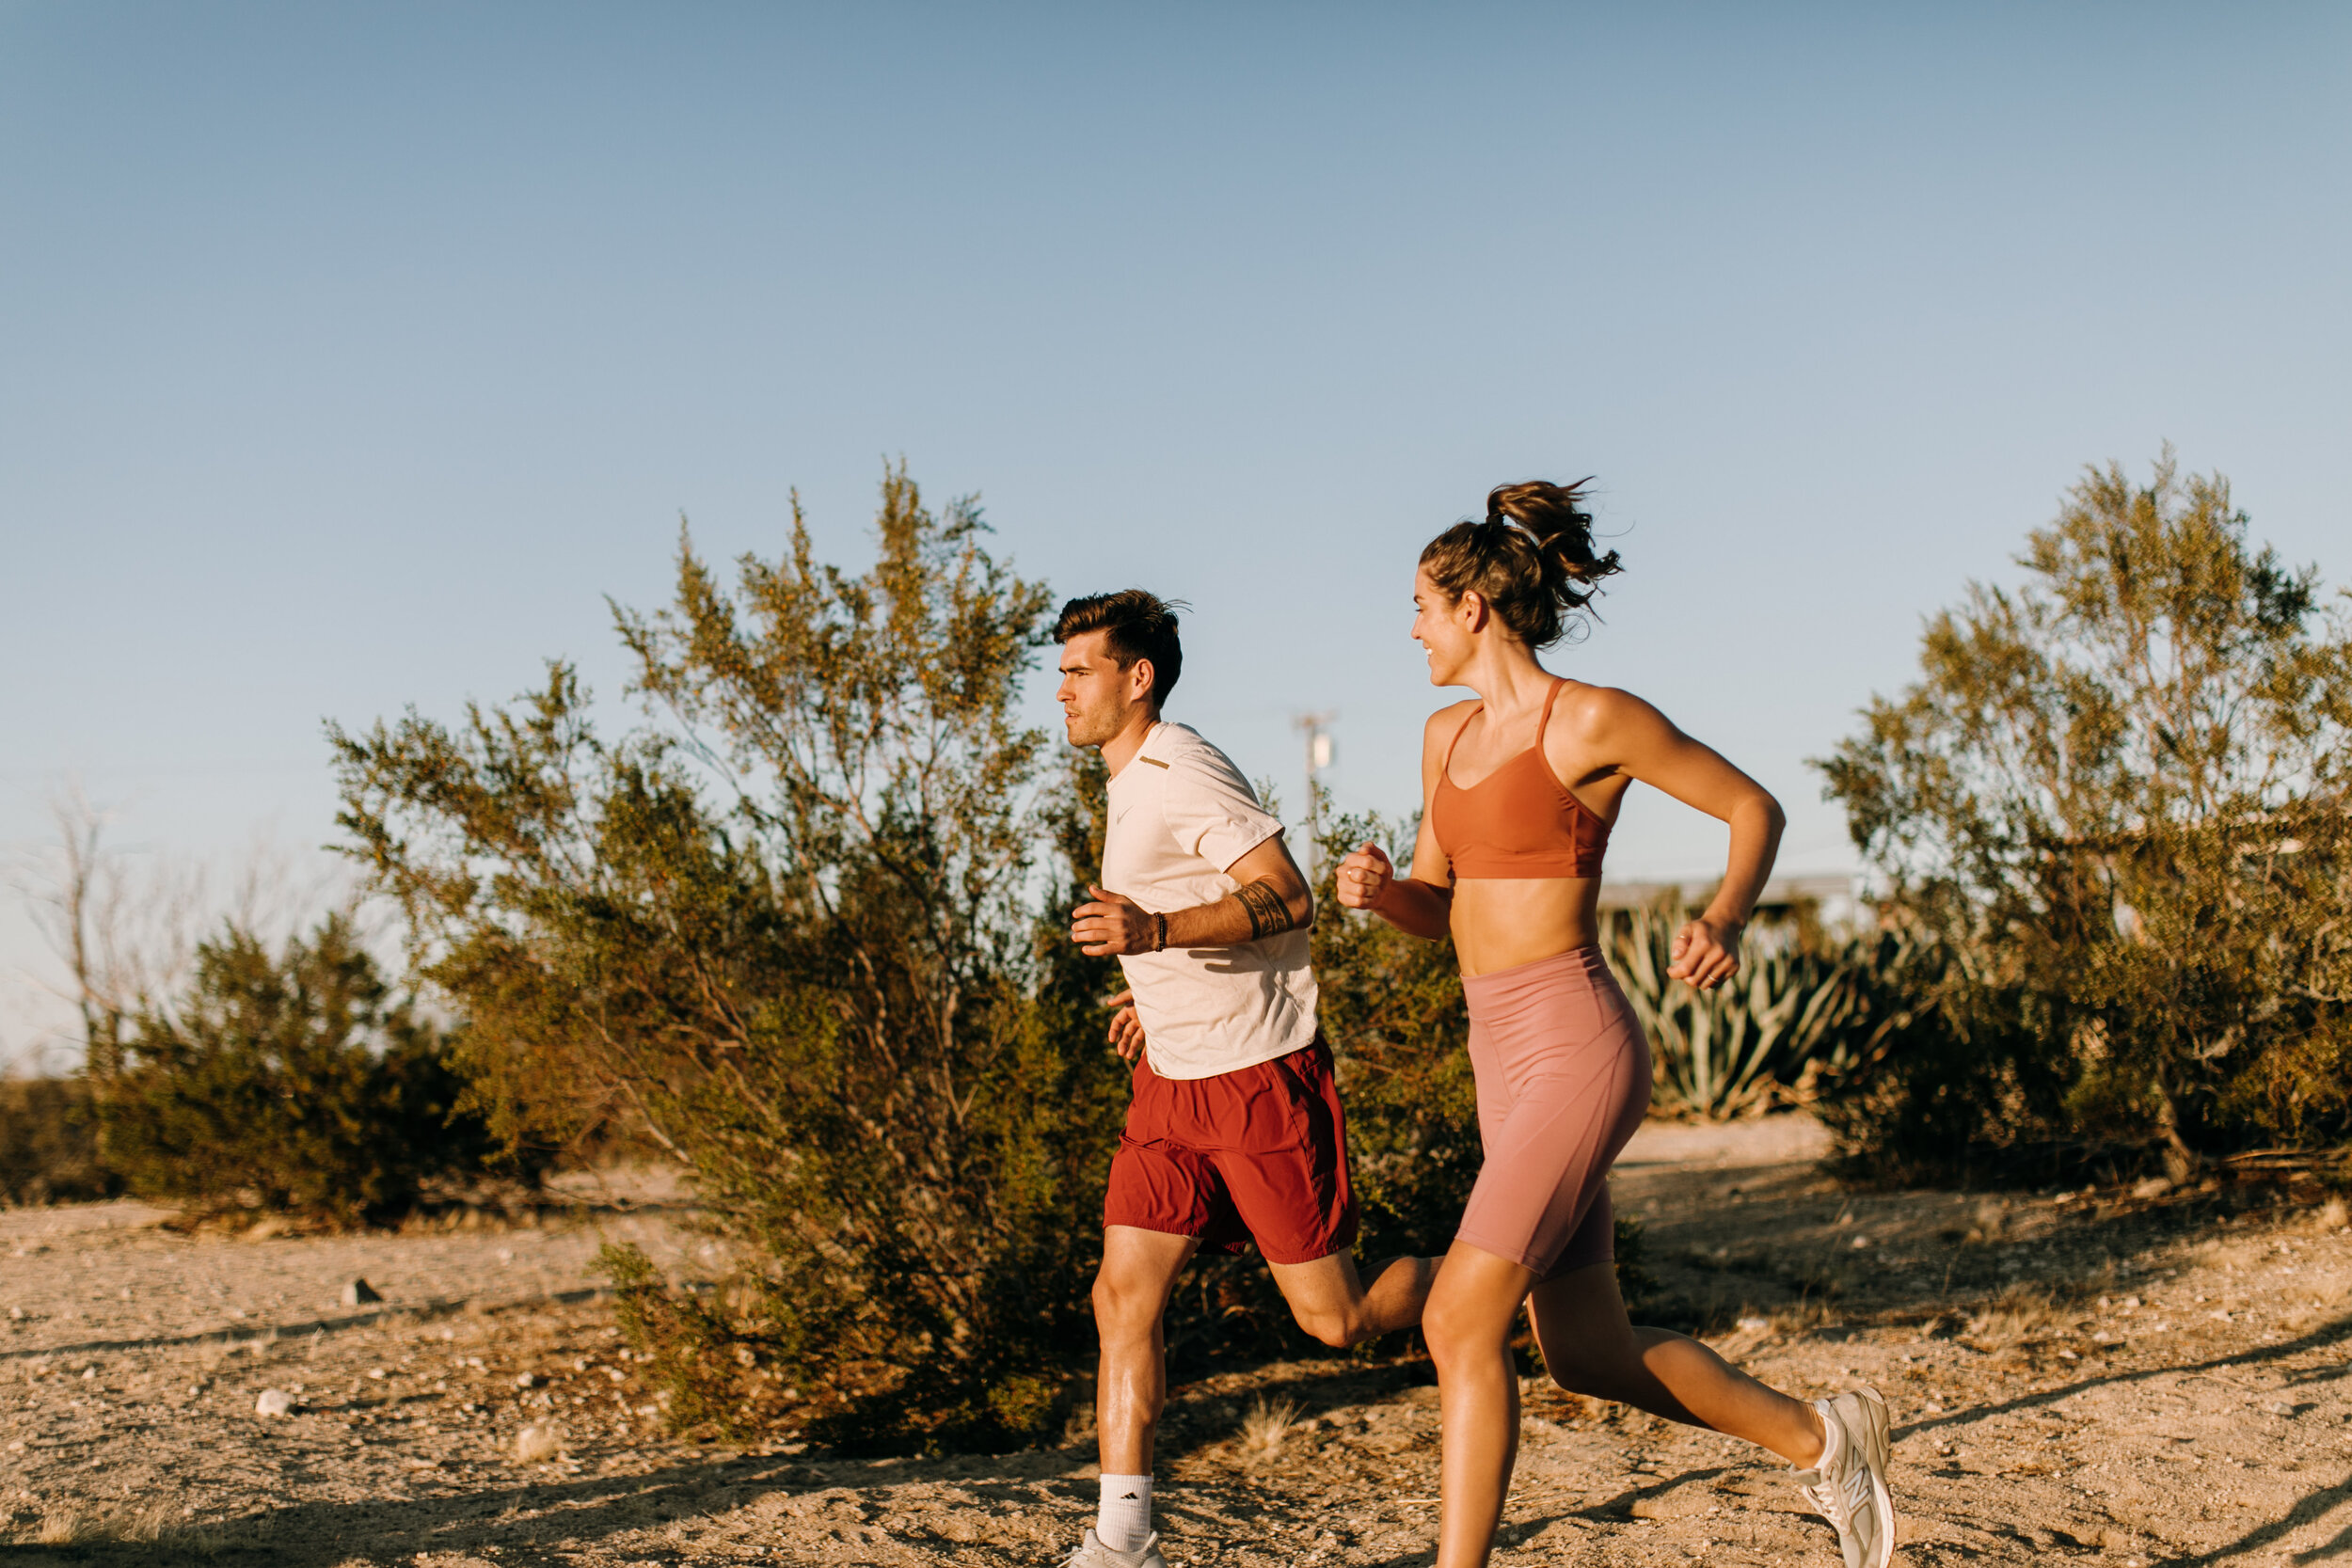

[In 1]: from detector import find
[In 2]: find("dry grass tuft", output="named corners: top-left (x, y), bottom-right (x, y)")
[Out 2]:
top-left (515, 1421), bottom-right (565, 1464)
top-left (18, 1499), bottom-right (218, 1553)
top-left (33, 1508), bottom-right (94, 1545)
top-left (1238, 1395), bottom-right (1299, 1462)
top-left (118, 1498), bottom-right (181, 1544)
top-left (1965, 1282), bottom-right (2063, 1348)
top-left (1770, 1292), bottom-right (1837, 1336)
top-left (1543, 1391), bottom-right (1605, 1423)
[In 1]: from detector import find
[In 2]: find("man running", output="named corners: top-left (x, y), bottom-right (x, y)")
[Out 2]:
top-left (1054, 589), bottom-right (1437, 1568)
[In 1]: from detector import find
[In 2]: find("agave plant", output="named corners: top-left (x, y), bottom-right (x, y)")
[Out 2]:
top-left (1604, 904), bottom-right (1894, 1120)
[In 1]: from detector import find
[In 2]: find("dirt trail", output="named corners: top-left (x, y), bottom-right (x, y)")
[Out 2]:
top-left (6, 1123), bottom-right (2350, 1566)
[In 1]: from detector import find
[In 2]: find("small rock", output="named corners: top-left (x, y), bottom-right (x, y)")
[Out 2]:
top-left (7, 1306), bottom-right (22, 1319)
top-left (255, 1388), bottom-right (297, 1418)
top-left (2267, 1401), bottom-right (2297, 1418)
top-left (515, 1422), bottom-right (564, 1463)
top-left (514, 1372), bottom-right (540, 1389)
top-left (2132, 1177), bottom-right (2173, 1200)
top-left (341, 1278), bottom-right (384, 1307)
top-left (1736, 1316), bottom-right (1771, 1333)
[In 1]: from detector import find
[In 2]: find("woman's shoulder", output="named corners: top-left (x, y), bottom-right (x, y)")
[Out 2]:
top-left (1415, 702), bottom-right (1480, 784)
top-left (1423, 698), bottom-right (1481, 732)
top-left (1550, 679), bottom-right (1670, 746)
top-left (1420, 700), bottom-right (1481, 746)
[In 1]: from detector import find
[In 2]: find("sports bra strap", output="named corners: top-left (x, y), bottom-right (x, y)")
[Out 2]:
top-left (1534, 677), bottom-right (1568, 749)
top-left (1440, 705), bottom-right (1484, 775)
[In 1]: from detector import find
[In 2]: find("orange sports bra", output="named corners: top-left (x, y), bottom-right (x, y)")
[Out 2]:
top-left (1431, 678), bottom-right (1612, 879)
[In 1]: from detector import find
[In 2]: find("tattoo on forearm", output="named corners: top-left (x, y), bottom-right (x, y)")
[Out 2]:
top-left (1234, 878), bottom-right (1296, 941)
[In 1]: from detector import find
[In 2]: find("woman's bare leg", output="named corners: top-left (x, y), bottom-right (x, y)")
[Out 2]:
top-left (1422, 1247), bottom-right (1830, 1568)
top-left (1420, 1242), bottom-right (1538, 1568)
top-left (1528, 1259), bottom-right (1824, 1465)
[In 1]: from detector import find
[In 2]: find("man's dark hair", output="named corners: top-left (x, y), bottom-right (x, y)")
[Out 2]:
top-left (1055, 589), bottom-right (1184, 707)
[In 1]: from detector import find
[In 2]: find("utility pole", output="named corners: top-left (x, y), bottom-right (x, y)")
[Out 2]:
top-left (1294, 711), bottom-right (1336, 884)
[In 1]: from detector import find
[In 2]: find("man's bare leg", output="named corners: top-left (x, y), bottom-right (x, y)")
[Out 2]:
top-left (1092, 1226), bottom-right (1200, 1475)
top-left (1266, 1249), bottom-right (1440, 1348)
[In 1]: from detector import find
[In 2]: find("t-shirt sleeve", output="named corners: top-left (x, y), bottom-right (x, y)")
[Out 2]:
top-left (1163, 743), bottom-right (1284, 873)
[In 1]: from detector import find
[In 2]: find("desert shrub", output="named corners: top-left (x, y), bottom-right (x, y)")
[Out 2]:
top-left (97, 915), bottom-right (506, 1224)
top-left (0, 1076), bottom-right (118, 1206)
top-left (334, 470), bottom-right (1127, 1450)
top-left (1818, 451), bottom-right (2352, 1180)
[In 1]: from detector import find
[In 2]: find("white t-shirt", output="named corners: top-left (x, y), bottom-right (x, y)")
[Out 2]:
top-left (1102, 721), bottom-right (1320, 1080)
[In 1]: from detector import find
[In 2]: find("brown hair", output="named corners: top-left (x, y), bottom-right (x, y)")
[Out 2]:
top-left (1419, 479), bottom-right (1623, 648)
top-left (1055, 588), bottom-right (1185, 706)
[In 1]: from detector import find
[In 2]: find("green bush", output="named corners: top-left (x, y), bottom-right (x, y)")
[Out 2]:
top-left (335, 471), bottom-right (1127, 1450)
top-left (1818, 452), bottom-right (2352, 1180)
top-left (0, 1075), bottom-right (118, 1206)
top-left (98, 915), bottom-right (511, 1224)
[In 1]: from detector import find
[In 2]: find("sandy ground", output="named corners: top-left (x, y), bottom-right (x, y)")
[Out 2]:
top-left (5, 1123), bottom-right (2351, 1566)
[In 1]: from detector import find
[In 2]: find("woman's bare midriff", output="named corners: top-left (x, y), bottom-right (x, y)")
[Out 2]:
top-left (1448, 878), bottom-right (1604, 976)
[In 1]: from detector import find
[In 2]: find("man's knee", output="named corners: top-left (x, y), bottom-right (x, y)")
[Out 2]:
top-left (1089, 1273), bottom-right (1140, 1325)
top-left (1289, 1304), bottom-right (1362, 1350)
top-left (1091, 1269), bottom-right (1166, 1337)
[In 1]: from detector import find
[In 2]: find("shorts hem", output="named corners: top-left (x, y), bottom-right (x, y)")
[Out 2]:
top-left (1103, 1218), bottom-right (1206, 1240)
top-left (1255, 1236), bottom-right (1353, 1267)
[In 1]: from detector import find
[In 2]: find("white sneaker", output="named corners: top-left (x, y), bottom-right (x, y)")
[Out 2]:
top-left (1793, 1386), bottom-right (1896, 1568)
top-left (1063, 1528), bottom-right (1168, 1568)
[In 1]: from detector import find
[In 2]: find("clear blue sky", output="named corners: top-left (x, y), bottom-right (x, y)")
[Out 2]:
top-left (5, 3), bottom-right (2347, 1057)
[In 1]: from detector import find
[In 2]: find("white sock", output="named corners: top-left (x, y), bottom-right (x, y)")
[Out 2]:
top-left (1804, 1397), bottom-right (1842, 1473)
top-left (1096, 1472), bottom-right (1152, 1552)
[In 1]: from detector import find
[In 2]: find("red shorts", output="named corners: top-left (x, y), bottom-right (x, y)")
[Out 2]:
top-left (1104, 1037), bottom-right (1358, 1265)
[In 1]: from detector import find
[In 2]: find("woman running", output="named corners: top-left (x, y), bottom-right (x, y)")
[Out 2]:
top-left (1335, 480), bottom-right (1897, 1568)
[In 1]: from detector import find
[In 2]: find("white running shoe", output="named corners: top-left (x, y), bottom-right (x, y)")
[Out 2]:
top-left (1062, 1528), bottom-right (1167, 1568)
top-left (1793, 1386), bottom-right (1896, 1568)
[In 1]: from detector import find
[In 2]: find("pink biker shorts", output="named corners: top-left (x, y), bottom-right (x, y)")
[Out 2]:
top-left (1455, 944), bottom-right (1651, 1278)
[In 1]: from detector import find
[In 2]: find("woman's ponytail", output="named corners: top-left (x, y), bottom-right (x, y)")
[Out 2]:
top-left (1422, 478), bottom-right (1623, 647)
